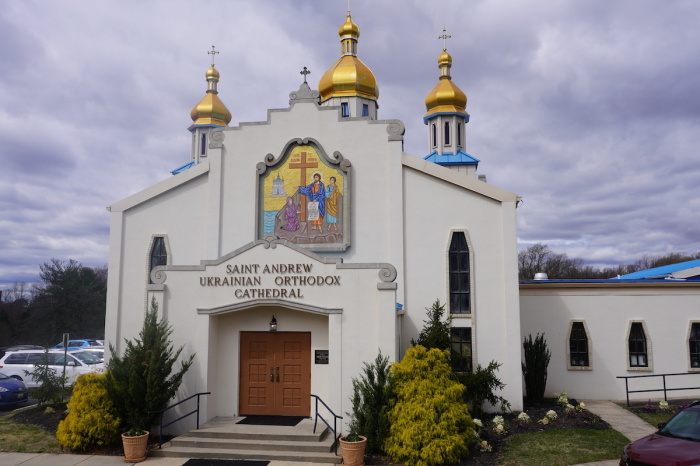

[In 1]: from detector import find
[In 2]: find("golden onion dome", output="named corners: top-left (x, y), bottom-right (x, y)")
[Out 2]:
top-left (190, 65), bottom-right (231, 126)
top-left (319, 13), bottom-right (378, 102)
top-left (424, 48), bottom-right (468, 118)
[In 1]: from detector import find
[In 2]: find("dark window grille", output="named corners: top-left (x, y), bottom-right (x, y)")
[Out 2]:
top-left (444, 121), bottom-right (450, 145)
top-left (150, 237), bottom-right (167, 284)
top-left (432, 123), bottom-right (436, 147)
top-left (200, 133), bottom-right (206, 155)
top-left (629, 322), bottom-right (648, 367)
top-left (569, 322), bottom-right (589, 366)
top-left (450, 327), bottom-right (472, 372)
top-left (457, 122), bottom-right (462, 147)
top-left (341, 103), bottom-right (349, 118)
top-left (690, 323), bottom-right (700, 368)
top-left (362, 104), bottom-right (369, 117)
top-left (449, 232), bottom-right (470, 314)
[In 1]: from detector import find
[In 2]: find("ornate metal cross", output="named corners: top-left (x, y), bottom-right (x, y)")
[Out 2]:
top-left (438, 27), bottom-right (451, 51)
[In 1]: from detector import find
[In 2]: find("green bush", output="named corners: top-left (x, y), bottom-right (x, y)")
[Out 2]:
top-left (411, 300), bottom-right (451, 352)
top-left (385, 346), bottom-right (476, 466)
top-left (457, 360), bottom-right (510, 418)
top-left (105, 297), bottom-right (194, 431)
top-left (56, 373), bottom-right (121, 450)
top-left (348, 351), bottom-right (393, 454)
top-left (25, 352), bottom-right (69, 406)
top-left (522, 333), bottom-right (551, 403)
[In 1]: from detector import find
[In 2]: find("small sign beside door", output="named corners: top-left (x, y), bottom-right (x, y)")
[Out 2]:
top-left (315, 350), bottom-right (329, 364)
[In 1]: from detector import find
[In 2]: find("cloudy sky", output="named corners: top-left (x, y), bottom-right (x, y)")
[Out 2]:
top-left (1, 0), bottom-right (699, 288)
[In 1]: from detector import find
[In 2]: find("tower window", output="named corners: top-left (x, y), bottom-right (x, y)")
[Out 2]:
top-left (457, 123), bottom-right (462, 147)
top-left (450, 327), bottom-right (472, 372)
top-left (628, 322), bottom-right (648, 367)
top-left (149, 236), bottom-right (168, 284)
top-left (341, 102), bottom-right (349, 118)
top-left (432, 123), bottom-right (437, 148)
top-left (444, 122), bottom-right (450, 145)
top-left (449, 232), bottom-right (470, 314)
top-left (690, 323), bottom-right (700, 368)
top-left (362, 104), bottom-right (369, 117)
top-left (569, 322), bottom-right (589, 367)
top-left (200, 133), bottom-right (207, 156)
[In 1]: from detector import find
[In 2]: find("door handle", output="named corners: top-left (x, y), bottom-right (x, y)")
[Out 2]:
top-left (275, 366), bottom-right (280, 383)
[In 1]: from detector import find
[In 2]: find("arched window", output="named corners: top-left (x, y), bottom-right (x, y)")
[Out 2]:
top-left (200, 133), bottom-right (207, 155)
top-left (149, 236), bottom-right (168, 284)
top-left (569, 322), bottom-right (589, 367)
top-left (628, 322), bottom-right (648, 367)
top-left (449, 232), bottom-right (470, 314)
top-left (444, 122), bottom-right (450, 145)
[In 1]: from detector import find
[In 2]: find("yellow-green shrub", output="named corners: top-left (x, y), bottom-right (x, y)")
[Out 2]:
top-left (56, 372), bottom-right (121, 450)
top-left (385, 345), bottom-right (476, 466)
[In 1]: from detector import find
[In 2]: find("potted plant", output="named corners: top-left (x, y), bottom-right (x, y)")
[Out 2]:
top-left (339, 429), bottom-right (367, 466)
top-left (121, 427), bottom-right (149, 463)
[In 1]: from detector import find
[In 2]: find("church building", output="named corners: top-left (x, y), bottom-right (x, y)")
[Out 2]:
top-left (105, 12), bottom-right (523, 432)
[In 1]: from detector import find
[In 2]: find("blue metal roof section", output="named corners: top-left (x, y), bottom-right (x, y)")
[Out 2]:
top-left (423, 111), bottom-right (470, 124)
top-left (171, 161), bottom-right (196, 175)
top-left (424, 150), bottom-right (480, 166)
top-left (617, 259), bottom-right (700, 280)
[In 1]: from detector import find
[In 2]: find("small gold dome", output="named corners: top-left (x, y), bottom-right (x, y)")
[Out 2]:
top-left (424, 49), bottom-right (468, 118)
top-left (338, 14), bottom-right (359, 38)
top-left (190, 66), bottom-right (231, 127)
top-left (319, 14), bottom-right (378, 102)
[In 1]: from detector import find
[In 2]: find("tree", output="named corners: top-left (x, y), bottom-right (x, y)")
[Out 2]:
top-left (348, 351), bottom-right (393, 454)
top-left (105, 298), bottom-right (194, 431)
top-left (30, 259), bottom-right (107, 345)
top-left (412, 300), bottom-right (450, 353)
top-left (522, 333), bottom-right (551, 403)
top-left (385, 346), bottom-right (476, 466)
top-left (0, 282), bottom-right (31, 344)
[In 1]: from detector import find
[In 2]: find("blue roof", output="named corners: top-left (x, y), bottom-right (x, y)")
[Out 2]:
top-left (171, 161), bottom-right (196, 175)
top-left (617, 258), bottom-right (700, 280)
top-left (424, 150), bottom-right (480, 166)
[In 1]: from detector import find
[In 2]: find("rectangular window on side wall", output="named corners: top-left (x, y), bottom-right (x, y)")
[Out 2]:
top-left (628, 322), bottom-right (648, 368)
top-left (569, 322), bottom-right (589, 368)
top-left (450, 327), bottom-right (472, 372)
top-left (341, 102), bottom-right (349, 118)
top-left (690, 323), bottom-right (700, 369)
top-left (449, 232), bottom-right (470, 314)
top-left (362, 104), bottom-right (369, 117)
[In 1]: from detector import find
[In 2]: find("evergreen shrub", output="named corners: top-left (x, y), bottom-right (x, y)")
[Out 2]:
top-left (457, 360), bottom-right (510, 418)
top-left (25, 352), bottom-right (69, 405)
top-left (56, 373), bottom-right (121, 450)
top-left (385, 346), bottom-right (476, 466)
top-left (348, 351), bottom-right (393, 454)
top-left (105, 298), bottom-right (194, 431)
top-left (522, 333), bottom-right (551, 403)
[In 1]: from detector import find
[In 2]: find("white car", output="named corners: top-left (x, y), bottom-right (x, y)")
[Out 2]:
top-left (0, 349), bottom-right (104, 388)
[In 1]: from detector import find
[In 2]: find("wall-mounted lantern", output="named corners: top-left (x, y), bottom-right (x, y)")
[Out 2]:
top-left (270, 316), bottom-right (277, 332)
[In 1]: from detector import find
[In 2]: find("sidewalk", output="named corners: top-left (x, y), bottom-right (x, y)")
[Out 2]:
top-left (573, 399), bottom-right (657, 466)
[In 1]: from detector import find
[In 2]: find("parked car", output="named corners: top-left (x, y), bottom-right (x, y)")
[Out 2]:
top-left (81, 346), bottom-right (104, 362)
top-left (621, 400), bottom-right (700, 465)
top-left (0, 345), bottom-right (45, 359)
top-left (0, 371), bottom-right (29, 407)
top-left (0, 349), bottom-right (104, 388)
top-left (52, 339), bottom-right (101, 350)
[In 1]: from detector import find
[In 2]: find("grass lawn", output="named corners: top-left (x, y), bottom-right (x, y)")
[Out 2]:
top-left (499, 427), bottom-right (629, 466)
top-left (0, 418), bottom-right (61, 453)
top-left (628, 409), bottom-right (675, 428)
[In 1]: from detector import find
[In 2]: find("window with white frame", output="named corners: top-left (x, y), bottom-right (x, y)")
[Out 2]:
top-left (149, 236), bottom-right (168, 284)
top-left (628, 322), bottom-right (648, 368)
top-left (448, 232), bottom-right (470, 314)
top-left (569, 321), bottom-right (589, 368)
top-left (450, 327), bottom-right (472, 372)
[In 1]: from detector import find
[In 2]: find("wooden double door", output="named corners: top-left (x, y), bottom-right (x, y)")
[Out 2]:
top-left (239, 332), bottom-right (311, 416)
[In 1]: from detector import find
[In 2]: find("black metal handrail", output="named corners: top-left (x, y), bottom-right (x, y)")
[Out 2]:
top-left (617, 372), bottom-right (700, 406)
top-left (149, 391), bottom-right (211, 448)
top-left (311, 394), bottom-right (343, 455)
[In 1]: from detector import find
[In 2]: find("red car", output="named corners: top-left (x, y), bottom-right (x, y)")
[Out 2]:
top-left (621, 401), bottom-right (700, 466)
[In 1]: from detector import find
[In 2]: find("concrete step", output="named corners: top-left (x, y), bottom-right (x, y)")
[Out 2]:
top-left (149, 416), bottom-right (343, 464)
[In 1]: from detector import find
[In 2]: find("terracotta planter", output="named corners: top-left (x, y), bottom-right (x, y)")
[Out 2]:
top-left (121, 430), bottom-right (149, 463)
top-left (339, 435), bottom-right (367, 466)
